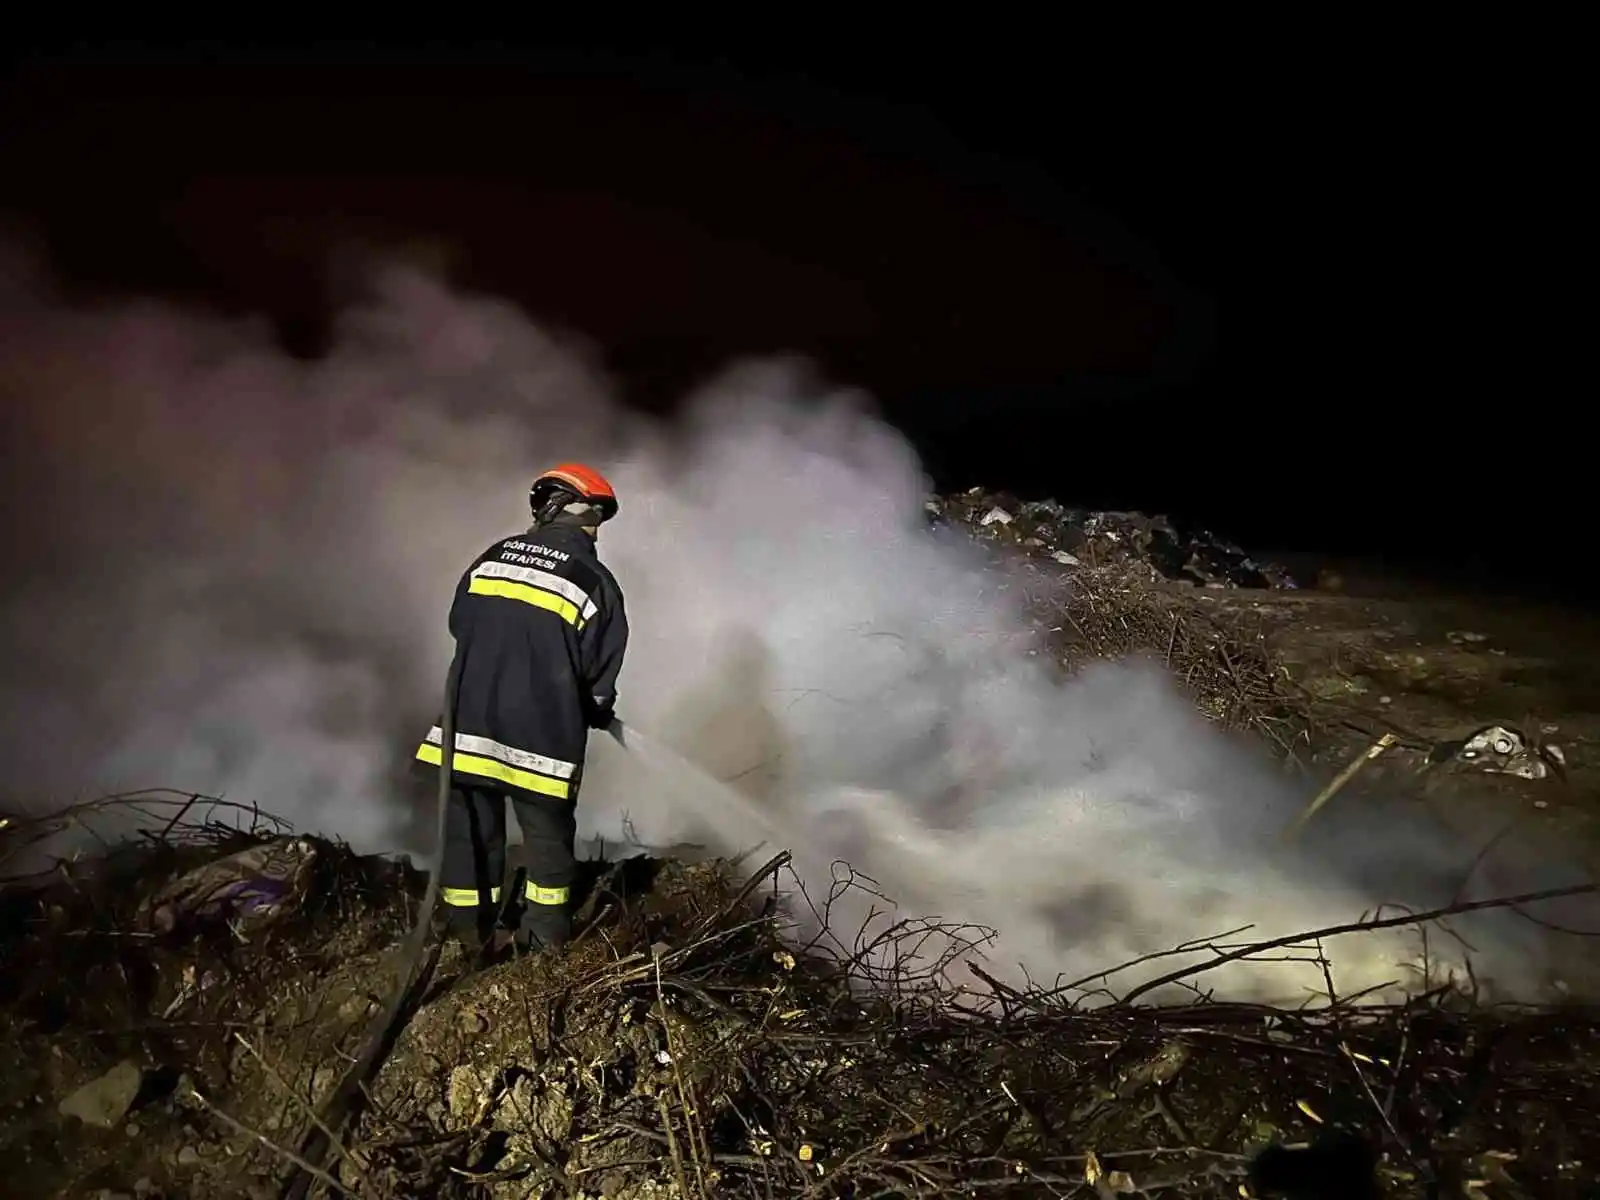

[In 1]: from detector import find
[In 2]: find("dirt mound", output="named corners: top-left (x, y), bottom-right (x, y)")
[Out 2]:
top-left (0, 794), bottom-right (421, 1199)
top-left (3, 797), bottom-right (1598, 1199)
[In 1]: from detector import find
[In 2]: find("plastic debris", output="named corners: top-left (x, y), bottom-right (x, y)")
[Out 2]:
top-left (141, 836), bottom-right (319, 935)
top-left (1426, 725), bottom-right (1566, 781)
top-left (1085, 1149), bottom-right (1104, 1185)
top-left (926, 489), bottom-right (1298, 589)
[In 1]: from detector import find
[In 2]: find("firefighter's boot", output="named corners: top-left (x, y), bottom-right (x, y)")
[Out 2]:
top-left (436, 902), bottom-right (493, 949)
top-left (515, 903), bottom-right (572, 953)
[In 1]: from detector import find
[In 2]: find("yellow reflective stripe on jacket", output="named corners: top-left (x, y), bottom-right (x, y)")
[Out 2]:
top-left (472, 560), bottom-right (597, 621)
top-left (416, 743), bottom-right (572, 799)
top-left (422, 727), bottom-right (577, 780)
top-left (525, 882), bottom-right (570, 906)
top-left (467, 576), bottom-right (585, 628)
top-left (441, 885), bottom-right (501, 907)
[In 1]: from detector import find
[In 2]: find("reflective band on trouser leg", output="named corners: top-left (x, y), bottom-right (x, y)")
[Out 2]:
top-left (441, 886), bottom-right (502, 907)
top-left (525, 882), bottom-right (570, 906)
top-left (416, 742), bottom-right (572, 799)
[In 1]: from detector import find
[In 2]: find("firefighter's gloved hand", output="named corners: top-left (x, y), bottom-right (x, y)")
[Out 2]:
top-left (592, 709), bottom-right (625, 746)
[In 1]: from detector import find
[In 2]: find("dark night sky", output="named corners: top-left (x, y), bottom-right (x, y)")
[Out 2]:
top-left (0, 39), bottom-right (1581, 598)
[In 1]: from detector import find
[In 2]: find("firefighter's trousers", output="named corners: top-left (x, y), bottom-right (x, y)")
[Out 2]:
top-left (439, 783), bottom-right (576, 948)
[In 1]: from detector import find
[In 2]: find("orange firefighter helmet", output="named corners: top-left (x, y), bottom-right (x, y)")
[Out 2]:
top-left (529, 462), bottom-right (620, 522)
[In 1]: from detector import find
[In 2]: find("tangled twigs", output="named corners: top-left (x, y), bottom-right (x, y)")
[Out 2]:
top-left (1313, 941), bottom-right (1409, 1164)
top-left (656, 946), bottom-right (712, 1197)
top-left (7, 813), bottom-right (1600, 1198)
top-left (184, 1082), bottom-right (355, 1198)
top-left (1116, 883), bottom-right (1600, 1005)
top-left (233, 1032), bottom-right (374, 1191)
top-left (339, 858), bottom-right (1600, 1196)
top-left (686, 850), bottom-right (791, 946)
top-left (1019, 562), bottom-right (1312, 745)
top-left (1, 789), bottom-right (290, 876)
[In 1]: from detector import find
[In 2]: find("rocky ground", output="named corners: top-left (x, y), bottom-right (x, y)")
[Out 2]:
top-left (1, 491), bottom-right (1597, 1199)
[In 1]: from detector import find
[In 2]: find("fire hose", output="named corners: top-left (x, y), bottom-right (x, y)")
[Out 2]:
top-left (281, 648), bottom-right (463, 1199)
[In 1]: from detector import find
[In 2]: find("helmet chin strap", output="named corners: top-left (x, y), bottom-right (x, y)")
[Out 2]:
top-left (532, 492), bottom-right (572, 527)
top-left (533, 493), bottom-right (604, 531)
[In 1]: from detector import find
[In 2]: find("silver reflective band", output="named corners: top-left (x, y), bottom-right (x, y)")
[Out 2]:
top-left (422, 727), bottom-right (579, 780)
top-left (472, 560), bottom-right (599, 621)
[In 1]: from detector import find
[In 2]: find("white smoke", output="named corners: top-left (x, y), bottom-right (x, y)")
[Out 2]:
top-left (0, 245), bottom-right (1590, 1004)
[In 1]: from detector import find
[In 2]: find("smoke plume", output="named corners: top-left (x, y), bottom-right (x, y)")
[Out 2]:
top-left (0, 244), bottom-right (1590, 1003)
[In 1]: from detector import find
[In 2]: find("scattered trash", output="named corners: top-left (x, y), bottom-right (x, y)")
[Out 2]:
top-left (141, 836), bottom-right (318, 935)
top-left (926, 490), bottom-right (1297, 589)
top-left (1426, 725), bottom-right (1567, 781)
top-left (59, 1059), bottom-right (144, 1129)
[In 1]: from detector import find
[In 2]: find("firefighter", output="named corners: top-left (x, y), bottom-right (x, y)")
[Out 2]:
top-left (416, 463), bottom-right (629, 951)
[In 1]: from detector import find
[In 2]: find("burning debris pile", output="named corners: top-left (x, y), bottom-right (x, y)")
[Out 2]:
top-left (923, 490), bottom-right (1313, 753)
top-left (3, 796), bottom-right (1598, 1199)
top-left (927, 489), bottom-right (1299, 590)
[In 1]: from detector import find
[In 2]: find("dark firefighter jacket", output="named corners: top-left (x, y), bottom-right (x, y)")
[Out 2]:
top-left (415, 519), bottom-right (629, 802)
